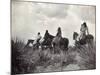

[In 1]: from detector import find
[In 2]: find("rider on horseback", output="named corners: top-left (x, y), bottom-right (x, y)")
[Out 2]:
top-left (33, 32), bottom-right (42, 45)
top-left (79, 22), bottom-right (89, 40)
top-left (73, 22), bottom-right (94, 46)
top-left (52, 27), bottom-right (62, 48)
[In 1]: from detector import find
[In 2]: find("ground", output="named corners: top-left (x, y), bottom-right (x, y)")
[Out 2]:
top-left (11, 40), bottom-right (96, 74)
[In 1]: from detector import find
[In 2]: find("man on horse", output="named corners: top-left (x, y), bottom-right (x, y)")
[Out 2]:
top-left (52, 27), bottom-right (69, 53)
top-left (52, 27), bottom-right (62, 48)
top-left (35, 32), bottom-right (42, 44)
top-left (79, 22), bottom-right (89, 40)
top-left (73, 22), bottom-right (94, 46)
top-left (33, 32), bottom-right (42, 49)
top-left (54, 27), bottom-right (62, 43)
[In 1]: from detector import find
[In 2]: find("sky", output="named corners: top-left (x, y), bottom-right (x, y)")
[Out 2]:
top-left (11, 0), bottom-right (96, 45)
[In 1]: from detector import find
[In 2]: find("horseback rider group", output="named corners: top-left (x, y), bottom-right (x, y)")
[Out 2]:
top-left (26, 22), bottom-right (92, 48)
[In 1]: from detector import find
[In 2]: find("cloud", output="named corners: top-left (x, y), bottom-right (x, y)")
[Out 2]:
top-left (11, 1), bottom-right (96, 45)
top-left (36, 3), bottom-right (69, 19)
top-left (69, 5), bottom-right (96, 24)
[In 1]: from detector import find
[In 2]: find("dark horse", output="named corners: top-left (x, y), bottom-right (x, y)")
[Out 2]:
top-left (73, 32), bottom-right (94, 46)
top-left (52, 37), bottom-right (69, 52)
top-left (25, 30), bottom-right (54, 49)
top-left (52, 27), bottom-right (69, 53)
top-left (41, 30), bottom-right (54, 49)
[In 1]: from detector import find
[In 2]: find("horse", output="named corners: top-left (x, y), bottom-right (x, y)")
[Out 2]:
top-left (24, 39), bottom-right (34, 48)
top-left (41, 30), bottom-right (54, 49)
top-left (52, 36), bottom-right (69, 53)
top-left (24, 30), bottom-right (54, 50)
top-left (73, 32), bottom-right (94, 47)
top-left (25, 38), bottom-right (42, 49)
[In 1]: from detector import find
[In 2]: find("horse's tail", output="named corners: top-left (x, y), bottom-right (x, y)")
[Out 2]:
top-left (62, 38), bottom-right (69, 51)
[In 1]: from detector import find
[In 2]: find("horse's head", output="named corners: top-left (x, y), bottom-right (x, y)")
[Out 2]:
top-left (73, 32), bottom-right (79, 40)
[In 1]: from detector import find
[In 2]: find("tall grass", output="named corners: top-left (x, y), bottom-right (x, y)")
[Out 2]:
top-left (11, 39), bottom-right (28, 74)
top-left (11, 39), bottom-right (96, 74)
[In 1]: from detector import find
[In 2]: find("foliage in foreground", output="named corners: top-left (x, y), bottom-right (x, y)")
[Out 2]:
top-left (11, 39), bottom-right (96, 74)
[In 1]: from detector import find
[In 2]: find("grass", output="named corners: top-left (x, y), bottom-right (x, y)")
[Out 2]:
top-left (11, 39), bottom-right (96, 74)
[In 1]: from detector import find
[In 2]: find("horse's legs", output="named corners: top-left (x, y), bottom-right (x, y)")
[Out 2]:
top-left (41, 44), bottom-right (44, 50)
top-left (33, 44), bottom-right (37, 50)
top-left (87, 39), bottom-right (94, 52)
top-left (25, 40), bottom-right (30, 48)
top-left (33, 42), bottom-right (40, 50)
top-left (52, 42), bottom-right (56, 54)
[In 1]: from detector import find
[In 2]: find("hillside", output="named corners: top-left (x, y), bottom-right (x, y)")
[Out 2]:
top-left (11, 39), bottom-right (96, 74)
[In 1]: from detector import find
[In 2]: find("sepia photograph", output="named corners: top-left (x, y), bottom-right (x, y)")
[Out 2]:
top-left (11, 0), bottom-right (96, 74)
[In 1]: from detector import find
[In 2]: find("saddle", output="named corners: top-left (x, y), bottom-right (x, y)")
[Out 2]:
top-left (78, 34), bottom-right (94, 45)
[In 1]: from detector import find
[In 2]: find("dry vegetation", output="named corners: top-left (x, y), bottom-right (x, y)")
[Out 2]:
top-left (11, 39), bottom-right (96, 74)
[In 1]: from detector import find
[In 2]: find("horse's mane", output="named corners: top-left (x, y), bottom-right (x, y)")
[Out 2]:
top-left (44, 31), bottom-right (54, 39)
top-left (49, 34), bottom-right (55, 38)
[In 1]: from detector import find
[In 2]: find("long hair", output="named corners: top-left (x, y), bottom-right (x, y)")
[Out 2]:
top-left (82, 22), bottom-right (87, 28)
top-left (56, 27), bottom-right (62, 36)
top-left (73, 32), bottom-right (79, 40)
top-left (58, 27), bottom-right (61, 32)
